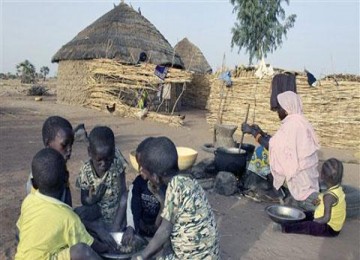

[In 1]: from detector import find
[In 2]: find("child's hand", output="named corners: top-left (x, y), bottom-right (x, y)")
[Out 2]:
top-left (312, 198), bottom-right (320, 206)
top-left (95, 183), bottom-right (107, 199)
top-left (122, 226), bottom-right (135, 246)
top-left (88, 183), bottom-right (107, 204)
top-left (97, 228), bottom-right (118, 251)
top-left (147, 181), bottom-right (159, 195)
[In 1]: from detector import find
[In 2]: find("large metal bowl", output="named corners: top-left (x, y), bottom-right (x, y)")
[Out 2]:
top-left (101, 232), bottom-right (148, 260)
top-left (265, 205), bottom-right (306, 224)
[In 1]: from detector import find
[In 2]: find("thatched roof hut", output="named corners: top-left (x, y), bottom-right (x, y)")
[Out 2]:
top-left (52, 2), bottom-right (194, 126)
top-left (52, 2), bottom-right (183, 68)
top-left (174, 38), bottom-right (212, 74)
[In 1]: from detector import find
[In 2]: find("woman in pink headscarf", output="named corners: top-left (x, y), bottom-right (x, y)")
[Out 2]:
top-left (242, 91), bottom-right (320, 211)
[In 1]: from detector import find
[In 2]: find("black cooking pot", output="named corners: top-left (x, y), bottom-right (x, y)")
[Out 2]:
top-left (214, 147), bottom-right (248, 178)
top-left (237, 143), bottom-right (255, 161)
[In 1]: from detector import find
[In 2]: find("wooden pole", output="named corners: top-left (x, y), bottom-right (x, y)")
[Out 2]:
top-left (239, 103), bottom-right (250, 153)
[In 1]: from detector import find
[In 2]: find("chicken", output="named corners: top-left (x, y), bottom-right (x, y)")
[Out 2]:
top-left (106, 103), bottom-right (116, 113)
top-left (178, 114), bottom-right (185, 120)
top-left (74, 124), bottom-right (88, 142)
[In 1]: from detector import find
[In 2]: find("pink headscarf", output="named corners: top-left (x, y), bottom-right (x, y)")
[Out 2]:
top-left (269, 91), bottom-right (320, 194)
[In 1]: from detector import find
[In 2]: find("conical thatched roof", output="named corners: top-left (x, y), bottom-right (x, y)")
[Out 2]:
top-left (52, 3), bottom-right (183, 68)
top-left (174, 38), bottom-right (212, 74)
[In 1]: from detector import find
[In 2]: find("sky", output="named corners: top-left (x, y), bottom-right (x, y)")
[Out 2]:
top-left (1, 0), bottom-right (359, 78)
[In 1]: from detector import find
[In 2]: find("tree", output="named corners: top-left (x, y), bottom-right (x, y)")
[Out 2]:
top-left (16, 60), bottom-right (36, 83)
top-left (230, 0), bottom-right (296, 64)
top-left (40, 66), bottom-right (50, 81)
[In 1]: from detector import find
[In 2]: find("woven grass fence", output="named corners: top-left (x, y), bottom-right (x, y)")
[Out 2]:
top-left (182, 74), bottom-right (211, 109)
top-left (57, 59), bottom-right (193, 126)
top-left (205, 72), bottom-right (360, 150)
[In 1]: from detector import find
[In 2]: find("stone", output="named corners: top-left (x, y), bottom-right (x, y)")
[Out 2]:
top-left (191, 158), bottom-right (215, 179)
top-left (214, 171), bottom-right (238, 196)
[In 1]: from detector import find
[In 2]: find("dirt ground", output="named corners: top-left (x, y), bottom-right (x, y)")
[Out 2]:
top-left (0, 80), bottom-right (359, 259)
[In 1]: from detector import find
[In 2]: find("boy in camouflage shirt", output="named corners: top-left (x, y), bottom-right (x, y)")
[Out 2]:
top-left (133, 136), bottom-right (219, 260)
top-left (78, 126), bottom-right (127, 230)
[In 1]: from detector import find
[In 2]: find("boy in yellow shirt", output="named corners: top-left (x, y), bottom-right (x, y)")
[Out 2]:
top-left (16, 148), bottom-right (103, 259)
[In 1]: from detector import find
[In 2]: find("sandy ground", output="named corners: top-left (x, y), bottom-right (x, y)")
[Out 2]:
top-left (0, 80), bottom-right (359, 259)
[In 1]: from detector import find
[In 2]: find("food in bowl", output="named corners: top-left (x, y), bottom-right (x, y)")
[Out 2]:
top-left (265, 205), bottom-right (306, 224)
top-left (101, 232), bottom-right (147, 259)
top-left (177, 147), bottom-right (198, 170)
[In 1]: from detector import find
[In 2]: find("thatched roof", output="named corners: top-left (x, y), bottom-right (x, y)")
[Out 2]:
top-left (174, 38), bottom-right (212, 74)
top-left (52, 2), bottom-right (183, 68)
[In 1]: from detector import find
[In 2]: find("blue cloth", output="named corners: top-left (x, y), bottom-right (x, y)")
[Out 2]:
top-left (305, 70), bottom-right (317, 86)
top-left (219, 71), bottom-right (232, 87)
top-left (154, 65), bottom-right (169, 80)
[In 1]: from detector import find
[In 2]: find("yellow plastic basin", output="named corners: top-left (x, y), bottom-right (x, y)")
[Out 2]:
top-left (177, 147), bottom-right (198, 170)
top-left (129, 147), bottom-right (198, 172)
top-left (129, 150), bottom-right (139, 172)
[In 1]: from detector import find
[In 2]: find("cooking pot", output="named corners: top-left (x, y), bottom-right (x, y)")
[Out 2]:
top-left (237, 143), bottom-right (255, 161)
top-left (214, 147), bottom-right (248, 178)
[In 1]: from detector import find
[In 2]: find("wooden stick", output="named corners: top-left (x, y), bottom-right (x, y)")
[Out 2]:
top-left (239, 103), bottom-right (250, 153)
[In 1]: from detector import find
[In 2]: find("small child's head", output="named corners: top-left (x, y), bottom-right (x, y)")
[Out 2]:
top-left (136, 137), bottom-right (155, 179)
top-left (139, 136), bottom-right (178, 187)
top-left (321, 158), bottom-right (344, 187)
top-left (32, 148), bottom-right (66, 197)
top-left (42, 116), bottom-right (74, 162)
top-left (88, 126), bottom-right (115, 176)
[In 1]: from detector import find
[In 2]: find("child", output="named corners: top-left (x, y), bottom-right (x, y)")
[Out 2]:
top-left (25, 116), bottom-right (74, 206)
top-left (16, 148), bottom-right (102, 259)
top-left (134, 136), bottom-right (219, 259)
top-left (280, 158), bottom-right (346, 237)
top-left (123, 137), bottom-right (165, 244)
top-left (78, 126), bottom-right (127, 230)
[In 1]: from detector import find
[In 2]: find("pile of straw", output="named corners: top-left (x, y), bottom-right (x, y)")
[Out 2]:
top-left (57, 59), bottom-right (192, 127)
top-left (206, 72), bottom-right (360, 150)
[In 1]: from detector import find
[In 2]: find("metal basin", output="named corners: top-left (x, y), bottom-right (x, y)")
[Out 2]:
top-left (101, 232), bottom-right (148, 260)
top-left (265, 205), bottom-right (306, 224)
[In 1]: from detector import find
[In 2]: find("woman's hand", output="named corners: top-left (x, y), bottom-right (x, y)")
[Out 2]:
top-left (241, 123), bottom-right (255, 135)
top-left (252, 124), bottom-right (264, 135)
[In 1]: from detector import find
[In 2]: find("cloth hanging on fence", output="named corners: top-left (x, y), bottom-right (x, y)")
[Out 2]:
top-left (255, 57), bottom-right (274, 79)
top-left (305, 69), bottom-right (318, 87)
top-left (154, 65), bottom-right (169, 80)
top-left (219, 71), bottom-right (232, 87)
top-left (162, 83), bottom-right (171, 100)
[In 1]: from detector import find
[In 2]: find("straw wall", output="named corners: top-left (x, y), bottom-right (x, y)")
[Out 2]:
top-left (182, 74), bottom-right (211, 109)
top-left (57, 61), bottom-right (92, 105)
top-left (206, 72), bottom-right (360, 150)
